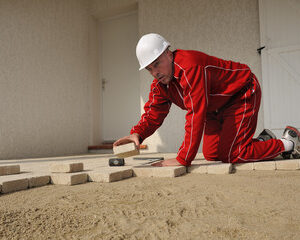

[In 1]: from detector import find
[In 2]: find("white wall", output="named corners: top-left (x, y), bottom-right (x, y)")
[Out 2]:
top-left (138, 0), bottom-right (263, 153)
top-left (0, 0), bottom-right (94, 159)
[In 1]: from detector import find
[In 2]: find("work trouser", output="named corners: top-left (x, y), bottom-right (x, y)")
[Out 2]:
top-left (202, 74), bottom-right (285, 163)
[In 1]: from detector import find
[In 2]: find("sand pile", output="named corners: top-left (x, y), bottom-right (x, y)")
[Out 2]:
top-left (0, 171), bottom-right (300, 239)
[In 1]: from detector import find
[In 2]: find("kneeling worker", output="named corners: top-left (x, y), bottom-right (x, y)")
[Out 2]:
top-left (113, 33), bottom-right (300, 167)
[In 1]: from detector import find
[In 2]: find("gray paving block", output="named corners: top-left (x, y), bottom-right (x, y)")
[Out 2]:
top-left (207, 163), bottom-right (233, 174)
top-left (234, 162), bottom-right (254, 171)
top-left (253, 161), bottom-right (276, 170)
top-left (28, 175), bottom-right (50, 188)
top-left (113, 142), bottom-right (140, 158)
top-left (0, 178), bottom-right (29, 194)
top-left (133, 166), bottom-right (186, 178)
top-left (51, 173), bottom-right (87, 186)
top-left (50, 162), bottom-right (84, 173)
top-left (0, 165), bottom-right (20, 176)
top-left (88, 168), bottom-right (133, 183)
top-left (275, 159), bottom-right (300, 170)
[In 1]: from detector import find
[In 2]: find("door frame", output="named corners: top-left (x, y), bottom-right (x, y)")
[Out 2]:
top-left (259, 0), bottom-right (273, 130)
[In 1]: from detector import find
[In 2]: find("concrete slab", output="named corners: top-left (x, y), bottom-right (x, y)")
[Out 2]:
top-left (113, 142), bottom-right (140, 158)
top-left (50, 162), bottom-right (83, 173)
top-left (234, 162), bottom-right (254, 171)
top-left (0, 165), bottom-right (20, 176)
top-left (51, 173), bottom-right (87, 186)
top-left (0, 178), bottom-right (29, 194)
top-left (88, 168), bottom-right (133, 183)
top-left (275, 159), bottom-right (300, 170)
top-left (253, 161), bottom-right (276, 170)
top-left (133, 166), bottom-right (186, 178)
top-left (28, 175), bottom-right (50, 188)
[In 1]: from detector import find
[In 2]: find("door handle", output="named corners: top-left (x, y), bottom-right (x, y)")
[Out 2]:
top-left (257, 46), bottom-right (265, 55)
top-left (102, 78), bottom-right (108, 90)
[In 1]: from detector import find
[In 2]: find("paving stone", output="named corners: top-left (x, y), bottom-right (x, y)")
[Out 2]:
top-left (51, 173), bottom-right (87, 185)
top-left (0, 165), bottom-right (20, 176)
top-left (188, 160), bottom-right (220, 174)
top-left (0, 178), bottom-right (29, 194)
top-left (188, 164), bottom-right (208, 174)
top-left (50, 162), bottom-right (84, 173)
top-left (113, 142), bottom-right (140, 158)
top-left (121, 168), bottom-right (134, 179)
top-left (234, 162), bottom-right (254, 171)
top-left (207, 163), bottom-right (233, 174)
top-left (28, 175), bottom-right (50, 188)
top-left (253, 161), bottom-right (276, 170)
top-left (88, 168), bottom-right (133, 183)
top-left (133, 166), bottom-right (186, 178)
top-left (275, 159), bottom-right (300, 170)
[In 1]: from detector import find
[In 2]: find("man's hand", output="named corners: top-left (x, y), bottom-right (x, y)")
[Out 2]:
top-left (113, 133), bottom-right (140, 149)
top-left (151, 158), bottom-right (182, 167)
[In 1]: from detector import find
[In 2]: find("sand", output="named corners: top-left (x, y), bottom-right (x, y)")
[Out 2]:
top-left (0, 170), bottom-right (300, 240)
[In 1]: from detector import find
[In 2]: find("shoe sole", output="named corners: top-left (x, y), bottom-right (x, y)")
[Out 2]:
top-left (286, 126), bottom-right (300, 138)
top-left (285, 126), bottom-right (300, 155)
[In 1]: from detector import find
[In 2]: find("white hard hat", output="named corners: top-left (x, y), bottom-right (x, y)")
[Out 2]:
top-left (136, 33), bottom-right (170, 70)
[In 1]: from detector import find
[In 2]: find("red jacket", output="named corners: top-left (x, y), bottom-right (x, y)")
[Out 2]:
top-left (130, 49), bottom-right (252, 166)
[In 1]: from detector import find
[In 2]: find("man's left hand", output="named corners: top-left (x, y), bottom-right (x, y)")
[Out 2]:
top-left (151, 158), bottom-right (182, 167)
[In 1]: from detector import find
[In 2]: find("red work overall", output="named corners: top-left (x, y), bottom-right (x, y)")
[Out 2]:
top-left (130, 50), bottom-right (285, 166)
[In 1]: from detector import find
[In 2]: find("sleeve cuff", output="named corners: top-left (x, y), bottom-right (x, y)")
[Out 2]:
top-left (138, 135), bottom-right (143, 144)
top-left (176, 156), bottom-right (190, 166)
top-left (130, 130), bottom-right (144, 144)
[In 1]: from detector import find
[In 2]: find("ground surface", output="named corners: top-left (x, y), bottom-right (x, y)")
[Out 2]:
top-left (0, 170), bottom-right (299, 240)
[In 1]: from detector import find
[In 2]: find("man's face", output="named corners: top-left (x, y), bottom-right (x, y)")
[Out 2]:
top-left (145, 50), bottom-right (173, 85)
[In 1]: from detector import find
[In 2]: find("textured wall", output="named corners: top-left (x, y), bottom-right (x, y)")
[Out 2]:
top-left (0, 0), bottom-right (92, 159)
top-left (138, 0), bottom-right (263, 153)
top-left (91, 0), bottom-right (137, 20)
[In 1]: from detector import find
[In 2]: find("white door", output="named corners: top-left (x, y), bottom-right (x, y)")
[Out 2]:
top-left (259, 0), bottom-right (300, 137)
top-left (100, 12), bottom-right (140, 142)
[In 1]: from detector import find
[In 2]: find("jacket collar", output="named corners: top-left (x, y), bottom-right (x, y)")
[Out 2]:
top-left (172, 50), bottom-right (182, 80)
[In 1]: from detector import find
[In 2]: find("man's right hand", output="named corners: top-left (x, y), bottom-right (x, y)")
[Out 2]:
top-left (113, 133), bottom-right (140, 149)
